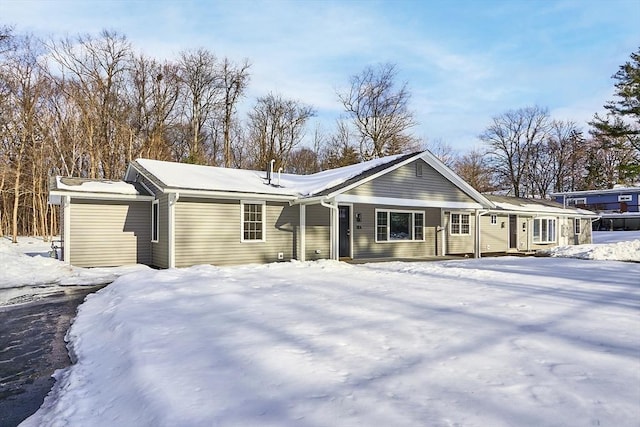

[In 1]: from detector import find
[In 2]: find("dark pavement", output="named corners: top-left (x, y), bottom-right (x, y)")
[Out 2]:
top-left (0, 285), bottom-right (106, 427)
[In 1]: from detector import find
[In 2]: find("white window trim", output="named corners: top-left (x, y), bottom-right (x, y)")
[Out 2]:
top-left (567, 197), bottom-right (586, 205)
top-left (533, 217), bottom-right (557, 244)
top-left (375, 209), bottom-right (426, 243)
top-left (151, 200), bottom-right (159, 243)
top-left (240, 200), bottom-right (266, 243)
top-left (449, 212), bottom-right (471, 236)
top-left (490, 214), bottom-right (497, 225)
top-left (618, 194), bottom-right (632, 202)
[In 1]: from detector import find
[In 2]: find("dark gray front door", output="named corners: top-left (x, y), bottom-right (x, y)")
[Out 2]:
top-left (509, 215), bottom-right (518, 249)
top-left (339, 206), bottom-right (351, 258)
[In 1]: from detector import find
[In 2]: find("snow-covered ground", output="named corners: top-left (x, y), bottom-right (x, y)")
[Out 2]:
top-left (542, 231), bottom-right (640, 262)
top-left (0, 236), bottom-right (149, 305)
top-left (2, 232), bottom-right (636, 427)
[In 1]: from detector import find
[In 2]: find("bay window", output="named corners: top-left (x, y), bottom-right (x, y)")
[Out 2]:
top-left (533, 218), bottom-right (556, 243)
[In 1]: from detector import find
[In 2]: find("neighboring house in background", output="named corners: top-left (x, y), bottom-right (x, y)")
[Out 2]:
top-left (48, 151), bottom-right (596, 268)
top-left (551, 186), bottom-right (640, 231)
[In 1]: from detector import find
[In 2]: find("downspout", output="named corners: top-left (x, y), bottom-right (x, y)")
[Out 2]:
top-left (62, 195), bottom-right (71, 264)
top-left (320, 198), bottom-right (339, 260)
top-left (168, 192), bottom-right (180, 268)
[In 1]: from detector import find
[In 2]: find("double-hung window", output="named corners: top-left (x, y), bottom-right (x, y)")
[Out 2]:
top-left (376, 210), bottom-right (425, 242)
top-left (151, 200), bottom-right (159, 242)
top-left (533, 218), bottom-right (556, 243)
top-left (241, 201), bottom-right (266, 242)
top-left (450, 213), bottom-right (470, 235)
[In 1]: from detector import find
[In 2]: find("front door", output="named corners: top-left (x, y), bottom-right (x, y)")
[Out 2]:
top-left (509, 215), bottom-right (518, 249)
top-left (338, 206), bottom-right (351, 258)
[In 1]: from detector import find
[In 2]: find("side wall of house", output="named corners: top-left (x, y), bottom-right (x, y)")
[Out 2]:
top-left (480, 214), bottom-right (509, 253)
top-left (443, 211), bottom-right (476, 254)
top-left (304, 204), bottom-right (331, 260)
top-left (350, 204), bottom-right (441, 258)
top-left (69, 199), bottom-right (151, 267)
top-left (173, 198), bottom-right (298, 267)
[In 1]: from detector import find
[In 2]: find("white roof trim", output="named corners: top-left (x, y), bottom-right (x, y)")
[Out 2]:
top-left (163, 188), bottom-right (297, 202)
top-left (334, 194), bottom-right (484, 209)
top-left (325, 151), bottom-right (495, 209)
top-left (49, 190), bottom-right (155, 201)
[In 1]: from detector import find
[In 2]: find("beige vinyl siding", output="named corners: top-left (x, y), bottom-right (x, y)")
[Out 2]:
top-left (174, 198), bottom-right (298, 267)
top-left (69, 200), bottom-right (151, 267)
top-left (480, 214), bottom-right (509, 253)
top-left (352, 204), bottom-right (441, 259)
top-left (152, 194), bottom-right (170, 268)
top-left (445, 211), bottom-right (475, 254)
top-left (305, 204), bottom-right (330, 260)
top-left (345, 159), bottom-right (476, 204)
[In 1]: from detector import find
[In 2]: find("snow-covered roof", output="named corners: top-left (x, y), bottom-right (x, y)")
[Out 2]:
top-left (51, 177), bottom-right (150, 196)
top-left (485, 195), bottom-right (597, 216)
top-left (132, 153), bottom-right (416, 198)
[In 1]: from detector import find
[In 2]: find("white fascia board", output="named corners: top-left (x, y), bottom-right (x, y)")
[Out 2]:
top-left (163, 188), bottom-right (297, 202)
top-left (324, 151), bottom-right (495, 209)
top-left (49, 190), bottom-right (155, 201)
top-left (334, 194), bottom-right (483, 209)
top-left (418, 151), bottom-right (495, 208)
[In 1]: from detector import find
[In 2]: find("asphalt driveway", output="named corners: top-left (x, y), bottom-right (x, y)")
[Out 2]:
top-left (0, 285), bottom-right (105, 427)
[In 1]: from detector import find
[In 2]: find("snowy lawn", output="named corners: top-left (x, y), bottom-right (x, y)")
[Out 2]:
top-left (0, 236), bottom-right (149, 305)
top-left (21, 255), bottom-right (640, 426)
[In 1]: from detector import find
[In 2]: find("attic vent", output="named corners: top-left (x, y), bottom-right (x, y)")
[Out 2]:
top-left (415, 162), bottom-right (423, 177)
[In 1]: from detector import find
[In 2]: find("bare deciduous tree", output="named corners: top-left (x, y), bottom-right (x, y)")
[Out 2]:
top-left (177, 48), bottom-right (222, 164)
top-left (425, 138), bottom-right (456, 167)
top-left (338, 63), bottom-right (418, 160)
top-left (480, 106), bottom-right (550, 197)
top-left (48, 30), bottom-right (132, 178)
top-left (453, 149), bottom-right (496, 193)
top-left (219, 57), bottom-right (250, 167)
top-left (246, 93), bottom-right (315, 170)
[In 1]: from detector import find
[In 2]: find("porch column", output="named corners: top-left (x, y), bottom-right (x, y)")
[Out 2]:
top-left (299, 204), bottom-right (306, 261)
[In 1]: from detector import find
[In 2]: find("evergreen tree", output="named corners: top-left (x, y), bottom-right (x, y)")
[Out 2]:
top-left (589, 47), bottom-right (640, 182)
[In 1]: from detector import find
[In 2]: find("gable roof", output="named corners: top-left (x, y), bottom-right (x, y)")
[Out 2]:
top-left (127, 151), bottom-right (494, 208)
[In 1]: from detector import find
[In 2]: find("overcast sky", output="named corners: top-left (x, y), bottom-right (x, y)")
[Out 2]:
top-left (2, 0), bottom-right (639, 152)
